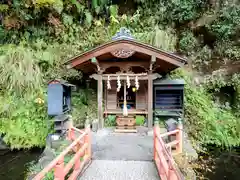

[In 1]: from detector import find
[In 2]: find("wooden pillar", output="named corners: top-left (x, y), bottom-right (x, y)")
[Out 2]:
top-left (124, 80), bottom-right (126, 106)
top-left (123, 80), bottom-right (128, 116)
top-left (104, 81), bottom-right (107, 112)
top-left (148, 74), bottom-right (153, 129)
top-left (176, 119), bottom-right (183, 154)
top-left (98, 75), bottom-right (103, 128)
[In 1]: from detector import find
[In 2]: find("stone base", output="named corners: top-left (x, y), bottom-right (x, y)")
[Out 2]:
top-left (183, 132), bottom-right (198, 161)
top-left (147, 129), bottom-right (154, 136)
top-left (92, 120), bottom-right (98, 132)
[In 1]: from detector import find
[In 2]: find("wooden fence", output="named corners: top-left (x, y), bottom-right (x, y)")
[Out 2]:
top-left (33, 126), bottom-right (91, 180)
top-left (153, 123), bottom-right (184, 180)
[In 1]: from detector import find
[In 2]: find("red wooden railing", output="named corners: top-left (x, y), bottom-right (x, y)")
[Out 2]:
top-left (33, 126), bottom-right (91, 180)
top-left (153, 123), bottom-right (184, 180)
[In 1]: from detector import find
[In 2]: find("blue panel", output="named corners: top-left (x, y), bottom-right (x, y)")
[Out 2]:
top-left (154, 88), bottom-right (183, 110)
top-left (47, 84), bottom-right (63, 115)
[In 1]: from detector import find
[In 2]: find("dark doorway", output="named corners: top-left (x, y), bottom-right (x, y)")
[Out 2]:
top-left (117, 81), bottom-right (136, 109)
top-left (126, 86), bottom-right (136, 109)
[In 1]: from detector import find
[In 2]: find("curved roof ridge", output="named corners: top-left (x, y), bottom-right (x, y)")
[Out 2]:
top-left (64, 39), bottom-right (187, 67)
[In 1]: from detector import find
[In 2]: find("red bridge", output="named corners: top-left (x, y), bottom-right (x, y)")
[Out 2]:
top-left (32, 123), bottom-right (183, 180)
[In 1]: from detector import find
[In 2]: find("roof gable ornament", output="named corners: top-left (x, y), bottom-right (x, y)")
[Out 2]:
top-left (112, 27), bottom-right (134, 41)
top-left (111, 27), bottom-right (136, 58)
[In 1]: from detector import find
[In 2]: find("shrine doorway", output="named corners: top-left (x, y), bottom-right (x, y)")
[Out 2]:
top-left (117, 82), bottom-right (136, 110)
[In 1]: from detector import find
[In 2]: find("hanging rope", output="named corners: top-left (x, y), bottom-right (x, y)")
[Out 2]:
top-left (107, 75), bottom-right (111, 90)
top-left (126, 75), bottom-right (130, 88)
top-left (135, 76), bottom-right (139, 90)
top-left (123, 100), bottom-right (128, 116)
top-left (117, 75), bottom-right (121, 92)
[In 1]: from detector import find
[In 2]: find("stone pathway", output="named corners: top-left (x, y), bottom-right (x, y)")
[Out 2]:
top-left (78, 160), bottom-right (159, 180)
top-left (78, 127), bottom-right (160, 180)
top-left (91, 128), bottom-right (154, 161)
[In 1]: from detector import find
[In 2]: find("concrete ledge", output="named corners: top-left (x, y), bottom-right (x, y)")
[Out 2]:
top-left (183, 132), bottom-right (198, 161)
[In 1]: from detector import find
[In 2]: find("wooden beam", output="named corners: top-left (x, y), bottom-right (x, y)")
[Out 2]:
top-left (104, 110), bottom-right (148, 115)
top-left (97, 74), bottom-right (103, 129)
top-left (91, 57), bottom-right (105, 74)
top-left (90, 73), bottom-right (161, 80)
top-left (100, 61), bottom-right (149, 72)
top-left (104, 76), bottom-right (148, 80)
top-left (150, 73), bottom-right (162, 80)
top-left (104, 73), bottom-right (147, 76)
top-left (90, 74), bottom-right (100, 80)
top-left (150, 55), bottom-right (156, 71)
top-left (148, 74), bottom-right (153, 129)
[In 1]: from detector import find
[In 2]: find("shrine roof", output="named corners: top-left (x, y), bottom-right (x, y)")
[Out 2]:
top-left (48, 79), bottom-right (75, 87)
top-left (64, 28), bottom-right (188, 74)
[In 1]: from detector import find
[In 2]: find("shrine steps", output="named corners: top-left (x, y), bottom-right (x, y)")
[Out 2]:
top-left (115, 116), bottom-right (137, 133)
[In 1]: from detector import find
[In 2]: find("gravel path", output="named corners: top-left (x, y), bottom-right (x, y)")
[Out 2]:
top-left (78, 160), bottom-right (159, 180)
top-left (78, 128), bottom-right (160, 180)
top-left (91, 128), bottom-right (154, 161)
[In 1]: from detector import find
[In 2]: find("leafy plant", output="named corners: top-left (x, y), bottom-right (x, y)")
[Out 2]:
top-left (0, 45), bottom-right (42, 95)
top-left (0, 92), bottom-right (49, 149)
top-left (135, 115), bottom-right (145, 126)
top-left (209, 4), bottom-right (240, 40)
top-left (105, 115), bottom-right (116, 127)
top-left (179, 30), bottom-right (199, 55)
top-left (171, 69), bottom-right (240, 150)
top-left (138, 26), bottom-right (177, 52)
top-left (71, 89), bottom-right (97, 128)
top-left (166, 0), bottom-right (206, 24)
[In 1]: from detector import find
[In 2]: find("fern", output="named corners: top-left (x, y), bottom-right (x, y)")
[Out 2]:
top-left (71, 0), bottom-right (84, 13)
top-left (0, 45), bottom-right (42, 95)
top-left (85, 11), bottom-right (93, 27)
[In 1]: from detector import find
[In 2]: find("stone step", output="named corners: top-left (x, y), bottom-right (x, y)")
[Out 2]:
top-left (78, 160), bottom-right (159, 180)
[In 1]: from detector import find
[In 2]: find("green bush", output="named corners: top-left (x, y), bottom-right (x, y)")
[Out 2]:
top-left (135, 115), bottom-right (145, 126)
top-left (0, 92), bottom-right (49, 149)
top-left (71, 89), bottom-right (97, 127)
top-left (105, 115), bottom-right (116, 127)
top-left (179, 31), bottom-right (199, 55)
top-left (171, 69), bottom-right (240, 150)
top-left (209, 4), bottom-right (240, 40)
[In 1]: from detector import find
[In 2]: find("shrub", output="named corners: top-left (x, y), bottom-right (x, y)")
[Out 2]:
top-left (0, 92), bottom-right (49, 149)
top-left (105, 115), bottom-right (116, 127)
top-left (135, 115), bottom-right (145, 126)
top-left (171, 69), bottom-right (240, 150)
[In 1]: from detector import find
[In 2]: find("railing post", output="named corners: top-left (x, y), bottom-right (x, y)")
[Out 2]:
top-left (67, 115), bottom-right (74, 141)
top-left (84, 124), bottom-right (91, 160)
top-left (54, 157), bottom-right (65, 180)
top-left (68, 127), bottom-right (75, 141)
top-left (153, 123), bottom-right (157, 161)
top-left (176, 119), bottom-right (183, 154)
top-left (168, 168), bottom-right (178, 180)
top-left (74, 152), bottom-right (81, 171)
top-left (159, 155), bottom-right (165, 177)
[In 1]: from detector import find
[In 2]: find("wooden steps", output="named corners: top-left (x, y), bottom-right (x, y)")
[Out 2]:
top-left (115, 116), bottom-right (137, 133)
top-left (114, 128), bottom-right (138, 133)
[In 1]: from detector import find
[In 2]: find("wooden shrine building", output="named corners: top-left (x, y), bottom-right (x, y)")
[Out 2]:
top-left (65, 28), bottom-right (187, 131)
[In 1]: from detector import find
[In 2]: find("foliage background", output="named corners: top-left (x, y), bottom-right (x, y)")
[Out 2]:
top-left (0, 0), bottom-right (239, 150)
